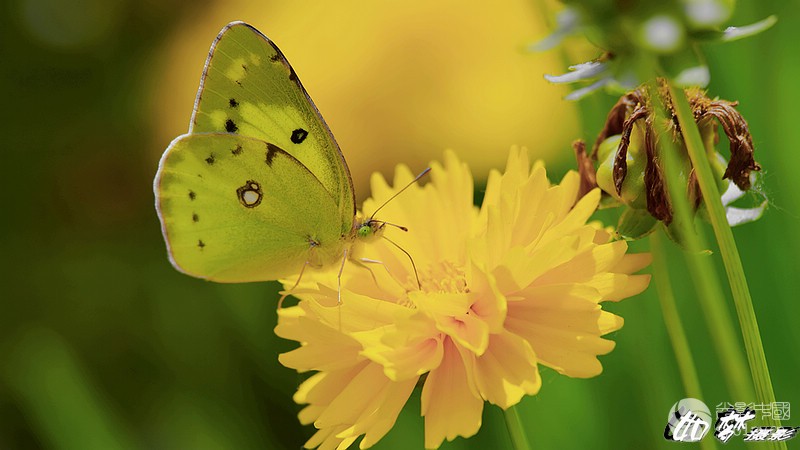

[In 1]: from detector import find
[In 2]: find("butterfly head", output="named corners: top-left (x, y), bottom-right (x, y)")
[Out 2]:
top-left (356, 219), bottom-right (386, 241)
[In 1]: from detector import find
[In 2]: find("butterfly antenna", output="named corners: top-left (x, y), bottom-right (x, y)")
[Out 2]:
top-left (371, 220), bottom-right (408, 232)
top-left (369, 168), bottom-right (431, 221)
top-left (381, 235), bottom-right (421, 290)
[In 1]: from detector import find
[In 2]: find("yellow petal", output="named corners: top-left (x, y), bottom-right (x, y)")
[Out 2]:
top-left (303, 425), bottom-right (343, 450)
top-left (296, 362), bottom-right (417, 450)
top-left (295, 363), bottom-right (370, 406)
top-left (612, 252), bottom-right (653, 274)
top-left (468, 265), bottom-right (507, 333)
top-left (421, 338), bottom-right (484, 449)
top-left (585, 273), bottom-right (653, 301)
top-left (506, 310), bottom-right (619, 378)
top-left (361, 316), bottom-right (444, 381)
top-left (346, 377), bottom-right (417, 448)
top-left (534, 240), bottom-right (628, 285)
top-left (278, 316), bottom-right (364, 372)
top-left (537, 188), bottom-right (601, 247)
top-left (492, 235), bottom-right (581, 292)
top-left (473, 332), bottom-right (541, 408)
top-left (315, 363), bottom-right (393, 428)
top-left (413, 291), bottom-right (489, 354)
top-left (504, 283), bottom-right (623, 378)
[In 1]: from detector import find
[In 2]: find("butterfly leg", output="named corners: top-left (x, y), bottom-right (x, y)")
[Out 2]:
top-left (278, 260), bottom-right (311, 309)
top-left (349, 258), bottom-right (386, 289)
top-left (336, 247), bottom-right (349, 305)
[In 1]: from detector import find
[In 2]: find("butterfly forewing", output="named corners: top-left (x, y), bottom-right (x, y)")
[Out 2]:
top-left (155, 133), bottom-right (347, 282)
top-left (190, 22), bottom-right (355, 225)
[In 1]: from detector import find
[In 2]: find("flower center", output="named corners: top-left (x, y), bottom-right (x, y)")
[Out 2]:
top-left (418, 261), bottom-right (469, 294)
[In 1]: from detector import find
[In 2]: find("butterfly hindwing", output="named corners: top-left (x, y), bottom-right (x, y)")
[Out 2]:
top-left (189, 22), bottom-right (355, 222)
top-left (155, 133), bottom-right (348, 282)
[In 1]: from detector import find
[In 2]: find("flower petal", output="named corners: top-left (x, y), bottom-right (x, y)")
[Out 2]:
top-left (473, 332), bottom-right (541, 408)
top-left (362, 316), bottom-right (444, 381)
top-left (544, 61), bottom-right (607, 83)
top-left (585, 272), bottom-right (652, 301)
top-left (356, 377), bottom-right (418, 448)
top-left (421, 337), bottom-right (484, 449)
top-left (314, 363), bottom-right (396, 429)
top-left (534, 240), bottom-right (629, 285)
top-left (504, 284), bottom-right (622, 377)
top-left (468, 265), bottom-right (507, 333)
top-left (611, 252), bottom-right (653, 274)
top-left (278, 314), bottom-right (365, 372)
top-left (537, 188), bottom-right (601, 246)
top-left (413, 292), bottom-right (489, 355)
top-left (295, 364), bottom-right (370, 417)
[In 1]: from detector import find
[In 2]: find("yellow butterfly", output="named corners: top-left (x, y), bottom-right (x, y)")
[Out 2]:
top-left (154, 22), bottom-right (394, 285)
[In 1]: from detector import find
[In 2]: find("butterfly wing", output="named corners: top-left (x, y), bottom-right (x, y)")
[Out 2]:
top-left (189, 21), bottom-right (355, 225)
top-left (155, 133), bottom-right (347, 282)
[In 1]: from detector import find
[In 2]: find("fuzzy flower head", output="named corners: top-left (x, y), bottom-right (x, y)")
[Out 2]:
top-left (535, 2), bottom-right (776, 99)
top-left (275, 149), bottom-right (651, 449)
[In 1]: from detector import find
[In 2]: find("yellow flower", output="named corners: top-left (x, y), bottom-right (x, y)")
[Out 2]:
top-left (275, 149), bottom-right (651, 449)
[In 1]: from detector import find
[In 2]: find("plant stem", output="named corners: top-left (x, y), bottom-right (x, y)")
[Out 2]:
top-left (667, 82), bottom-right (780, 429)
top-left (504, 405), bottom-right (532, 450)
top-left (650, 80), bottom-right (754, 404)
top-left (650, 232), bottom-right (703, 399)
top-left (650, 231), bottom-right (718, 450)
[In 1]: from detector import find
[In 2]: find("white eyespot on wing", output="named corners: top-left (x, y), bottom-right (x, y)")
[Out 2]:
top-left (236, 180), bottom-right (263, 208)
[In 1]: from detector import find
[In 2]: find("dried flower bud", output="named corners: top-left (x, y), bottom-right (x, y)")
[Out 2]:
top-left (576, 82), bottom-right (766, 240)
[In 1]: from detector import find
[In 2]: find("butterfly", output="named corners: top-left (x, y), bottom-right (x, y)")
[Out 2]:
top-left (154, 21), bottom-right (387, 284)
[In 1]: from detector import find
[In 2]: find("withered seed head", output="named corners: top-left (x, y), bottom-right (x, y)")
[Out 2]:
top-left (577, 80), bottom-right (761, 226)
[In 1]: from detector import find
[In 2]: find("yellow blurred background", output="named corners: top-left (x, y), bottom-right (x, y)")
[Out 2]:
top-left (147, 0), bottom-right (578, 199)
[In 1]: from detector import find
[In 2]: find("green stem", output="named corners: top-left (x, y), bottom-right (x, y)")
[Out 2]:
top-left (650, 232), bottom-right (718, 450)
top-left (650, 232), bottom-right (703, 399)
top-left (504, 405), bottom-right (532, 450)
top-left (668, 83), bottom-right (780, 430)
top-left (650, 80), bottom-right (754, 405)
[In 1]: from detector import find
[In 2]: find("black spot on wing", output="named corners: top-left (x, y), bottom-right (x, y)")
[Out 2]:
top-left (231, 144), bottom-right (243, 156)
top-left (192, 213), bottom-right (199, 222)
top-left (229, 98), bottom-right (239, 108)
top-left (198, 240), bottom-right (205, 249)
top-left (269, 54), bottom-right (280, 63)
top-left (289, 67), bottom-right (298, 83)
top-left (291, 128), bottom-right (308, 144)
top-left (225, 119), bottom-right (238, 133)
top-left (205, 153), bottom-right (215, 165)
top-left (189, 190), bottom-right (196, 200)
top-left (265, 143), bottom-right (281, 166)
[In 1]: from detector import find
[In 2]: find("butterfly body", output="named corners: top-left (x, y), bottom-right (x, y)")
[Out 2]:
top-left (154, 22), bottom-right (376, 283)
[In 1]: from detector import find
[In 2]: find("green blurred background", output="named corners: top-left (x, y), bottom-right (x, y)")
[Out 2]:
top-left (2, 0), bottom-right (799, 449)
